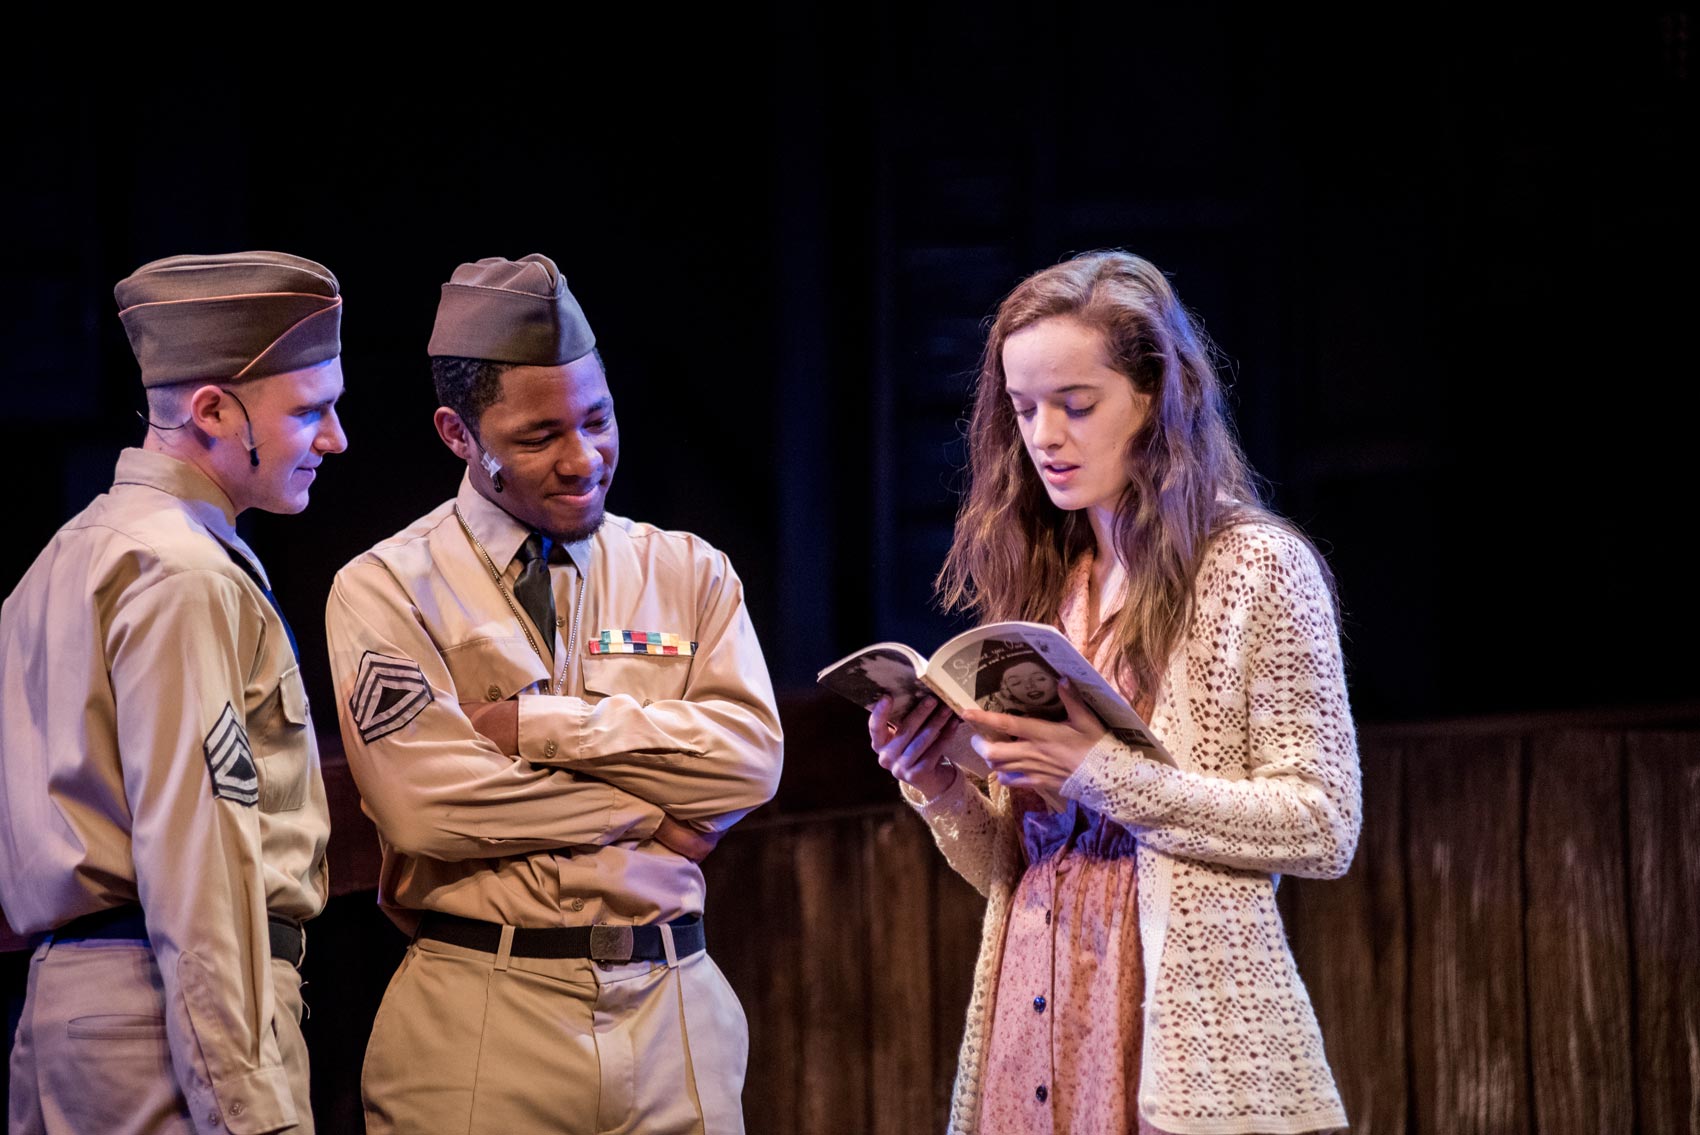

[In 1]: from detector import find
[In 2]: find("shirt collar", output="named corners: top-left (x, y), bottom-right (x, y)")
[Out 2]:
top-left (112, 448), bottom-right (270, 584)
top-left (453, 471), bottom-right (593, 574)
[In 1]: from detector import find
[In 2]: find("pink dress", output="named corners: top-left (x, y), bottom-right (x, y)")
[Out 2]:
top-left (977, 557), bottom-right (1163, 1135)
top-left (975, 556), bottom-right (1347, 1135)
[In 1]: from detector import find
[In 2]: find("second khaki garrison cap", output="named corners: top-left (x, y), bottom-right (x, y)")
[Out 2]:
top-left (427, 253), bottom-right (595, 366)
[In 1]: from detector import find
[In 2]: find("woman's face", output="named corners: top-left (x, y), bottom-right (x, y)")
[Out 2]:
top-left (1002, 316), bottom-right (1149, 519)
top-left (1000, 661), bottom-right (1058, 708)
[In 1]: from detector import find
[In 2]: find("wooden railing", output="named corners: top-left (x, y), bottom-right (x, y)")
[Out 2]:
top-left (5, 698), bottom-right (1697, 1134)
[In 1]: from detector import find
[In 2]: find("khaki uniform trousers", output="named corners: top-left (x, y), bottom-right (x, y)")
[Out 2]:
top-left (8, 938), bottom-right (311, 1135)
top-left (361, 935), bottom-right (748, 1135)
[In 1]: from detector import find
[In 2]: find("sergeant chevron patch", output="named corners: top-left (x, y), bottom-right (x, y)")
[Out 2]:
top-left (350, 651), bottom-right (431, 743)
top-left (203, 702), bottom-right (259, 806)
top-left (348, 645), bottom-right (431, 744)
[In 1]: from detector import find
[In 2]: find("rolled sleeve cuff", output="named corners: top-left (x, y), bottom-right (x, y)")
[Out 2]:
top-left (195, 1063), bottom-right (296, 1135)
top-left (898, 765), bottom-right (966, 816)
top-left (516, 692), bottom-right (594, 764)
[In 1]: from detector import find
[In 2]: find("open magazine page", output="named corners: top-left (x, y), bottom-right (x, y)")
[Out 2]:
top-left (816, 644), bottom-right (930, 717)
top-left (929, 621), bottom-right (1175, 767)
top-left (930, 633), bottom-right (1068, 722)
top-left (817, 644), bottom-right (991, 779)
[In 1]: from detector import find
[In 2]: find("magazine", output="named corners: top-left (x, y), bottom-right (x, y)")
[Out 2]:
top-left (816, 620), bottom-right (1174, 769)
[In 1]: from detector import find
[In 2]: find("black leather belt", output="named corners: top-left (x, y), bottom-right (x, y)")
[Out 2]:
top-left (55, 903), bottom-right (306, 968)
top-left (268, 916), bottom-right (305, 968)
top-left (416, 912), bottom-right (705, 963)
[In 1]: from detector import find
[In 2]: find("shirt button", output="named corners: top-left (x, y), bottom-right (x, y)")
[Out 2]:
top-left (544, 739), bottom-right (559, 758)
top-left (1033, 995), bottom-right (1046, 1013)
top-left (1035, 1084), bottom-right (1048, 1103)
top-left (641, 698), bottom-right (653, 707)
top-left (556, 615), bottom-right (564, 627)
top-left (229, 1101), bottom-right (245, 1117)
top-left (571, 897), bottom-right (585, 912)
top-left (486, 684), bottom-right (502, 702)
top-left (1045, 910), bottom-right (1051, 925)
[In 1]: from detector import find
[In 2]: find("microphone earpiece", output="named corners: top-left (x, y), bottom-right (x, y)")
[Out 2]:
top-left (480, 450), bottom-right (505, 494)
top-left (220, 387), bottom-right (261, 470)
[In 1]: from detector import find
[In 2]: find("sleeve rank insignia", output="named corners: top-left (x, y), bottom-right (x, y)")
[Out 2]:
top-left (350, 651), bottom-right (432, 744)
top-left (203, 702), bottom-right (260, 806)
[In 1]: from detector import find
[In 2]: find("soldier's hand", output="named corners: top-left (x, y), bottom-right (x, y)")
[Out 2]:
top-left (460, 698), bottom-right (520, 755)
top-left (654, 815), bottom-right (724, 862)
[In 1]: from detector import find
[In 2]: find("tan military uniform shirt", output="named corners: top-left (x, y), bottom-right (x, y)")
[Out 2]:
top-left (325, 476), bottom-right (783, 931)
top-left (0, 448), bottom-right (331, 1134)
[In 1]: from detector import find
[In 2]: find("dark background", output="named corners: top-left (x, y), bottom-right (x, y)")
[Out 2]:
top-left (4, 9), bottom-right (1695, 725)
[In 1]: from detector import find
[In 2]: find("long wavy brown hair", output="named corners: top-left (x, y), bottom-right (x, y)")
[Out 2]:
top-left (938, 251), bottom-right (1326, 701)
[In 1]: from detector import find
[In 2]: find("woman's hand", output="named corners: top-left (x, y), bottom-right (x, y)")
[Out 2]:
top-left (960, 679), bottom-right (1107, 798)
top-left (868, 694), bottom-right (961, 801)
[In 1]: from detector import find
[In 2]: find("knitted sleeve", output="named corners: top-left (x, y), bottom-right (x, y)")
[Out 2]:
top-left (900, 771), bottom-right (1018, 898)
top-left (1060, 524), bottom-right (1361, 879)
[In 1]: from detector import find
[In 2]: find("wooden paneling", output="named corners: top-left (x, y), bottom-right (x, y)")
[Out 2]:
top-left (1406, 734), bottom-right (1528, 1135)
top-left (796, 818), bottom-right (872, 1134)
top-left (1626, 730), bottom-right (1700, 1135)
top-left (1282, 742), bottom-right (1409, 1135)
top-left (866, 811), bottom-right (937, 1135)
top-left (710, 825), bottom-right (806, 1133)
top-left (1524, 730), bottom-right (1633, 1134)
top-left (321, 755), bottom-right (383, 896)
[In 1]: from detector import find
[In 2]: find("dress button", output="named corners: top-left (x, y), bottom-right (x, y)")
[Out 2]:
top-left (544, 739), bottom-right (559, 758)
top-left (486, 684), bottom-right (502, 702)
top-left (1033, 995), bottom-right (1046, 1013)
top-left (571, 897), bottom-right (585, 912)
top-left (1035, 1084), bottom-right (1048, 1103)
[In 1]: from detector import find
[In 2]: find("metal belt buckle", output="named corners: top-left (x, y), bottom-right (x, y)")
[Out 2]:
top-left (589, 924), bottom-right (635, 963)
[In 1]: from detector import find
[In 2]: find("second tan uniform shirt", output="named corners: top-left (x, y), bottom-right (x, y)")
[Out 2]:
top-left (325, 476), bottom-right (783, 930)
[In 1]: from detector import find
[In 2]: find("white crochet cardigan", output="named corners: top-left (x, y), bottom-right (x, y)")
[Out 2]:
top-left (908, 523), bottom-right (1360, 1134)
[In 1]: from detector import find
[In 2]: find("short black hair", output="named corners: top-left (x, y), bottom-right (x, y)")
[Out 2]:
top-left (431, 355), bottom-right (513, 436)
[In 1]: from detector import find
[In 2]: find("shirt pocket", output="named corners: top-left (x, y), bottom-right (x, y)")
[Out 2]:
top-left (441, 636), bottom-right (547, 703)
top-left (580, 652), bottom-right (693, 706)
top-left (255, 665), bottom-right (311, 813)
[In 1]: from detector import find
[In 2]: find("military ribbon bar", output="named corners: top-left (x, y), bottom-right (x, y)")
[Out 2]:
top-left (587, 629), bottom-right (697, 656)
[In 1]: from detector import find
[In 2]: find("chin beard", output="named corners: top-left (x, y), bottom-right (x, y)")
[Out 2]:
top-left (552, 508), bottom-right (607, 544)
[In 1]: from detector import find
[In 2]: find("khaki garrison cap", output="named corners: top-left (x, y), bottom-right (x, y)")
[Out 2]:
top-left (115, 251), bottom-right (342, 388)
top-left (427, 253), bottom-right (595, 366)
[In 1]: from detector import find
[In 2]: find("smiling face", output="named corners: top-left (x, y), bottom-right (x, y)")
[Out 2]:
top-left (217, 357), bottom-right (348, 514)
top-left (1001, 316), bottom-right (1150, 524)
top-left (999, 660), bottom-right (1058, 709)
top-left (449, 353), bottom-right (619, 542)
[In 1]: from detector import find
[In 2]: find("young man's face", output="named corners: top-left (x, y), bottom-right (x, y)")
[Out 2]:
top-left (470, 353), bottom-right (619, 542)
top-left (220, 358), bottom-right (348, 515)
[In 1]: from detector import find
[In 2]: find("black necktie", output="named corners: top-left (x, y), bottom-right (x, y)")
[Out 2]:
top-left (513, 533), bottom-right (557, 647)
top-left (221, 544), bottom-right (300, 664)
